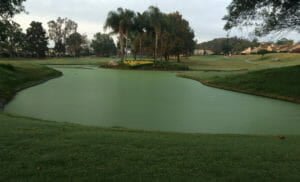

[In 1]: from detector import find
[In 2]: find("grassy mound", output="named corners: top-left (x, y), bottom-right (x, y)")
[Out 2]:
top-left (209, 65), bottom-right (300, 103)
top-left (0, 63), bottom-right (62, 108)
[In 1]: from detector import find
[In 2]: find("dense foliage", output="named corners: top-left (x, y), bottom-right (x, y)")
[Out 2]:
top-left (91, 33), bottom-right (116, 57)
top-left (224, 0), bottom-right (300, 36)
top-left (105, 6), bottom-right (195, 62)
top-left (25, 21), bottom-right (48, 58)
top-left (0, 0), bottom-right (26, 56)
top-left (66, 32), bottom-right (84, 57)
top-left (0, 0), bottom-right (26, 19)
top-left (48, 17), bottom-right (78, 56)
top-left (197, 37), bottom-right (258, 55)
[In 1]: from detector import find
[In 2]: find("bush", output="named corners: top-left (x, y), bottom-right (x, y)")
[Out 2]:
top-left (133, 62), bottom-right (189, 71)
top-left (0, 64), bottom-right (15, 71)
top-left (257, 49), bottom-right (269, 57)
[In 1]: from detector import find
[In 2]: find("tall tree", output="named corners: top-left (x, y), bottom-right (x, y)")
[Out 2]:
top-left (0, 0), bottom-right (26, 52)
top-left (0, 0), bottom-right (26, 19)
top-left (224, 0), bottom-right (300, 36)
top-left (104, 8), bottom-right (135, 61)
top-left (132, 13), bottom-right (147, 59)
top-left (66, 32), bottom-right (83, 57)
top-left (0, 21), bottom-right (25, 57)
top-left (25, 21), bottom-right (48, 58)
top-left (48, 17), bottom-right (78, 55)
top-left (145, 6), bottom-right (163, 61)
top-left (91, 33), bottom-right (116, 57)
top-left (167, 12), bottom-right (195, 62)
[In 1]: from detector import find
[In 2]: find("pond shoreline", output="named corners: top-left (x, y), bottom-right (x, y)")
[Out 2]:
top-left (0, 72), bottom-right (62, 110)
top-left (178, 74), bottom-right (300, 104)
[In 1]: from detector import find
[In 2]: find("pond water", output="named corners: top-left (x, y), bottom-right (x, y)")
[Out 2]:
top-left (4, 66), bottom-right (300, 135)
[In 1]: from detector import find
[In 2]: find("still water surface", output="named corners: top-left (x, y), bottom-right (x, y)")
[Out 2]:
top-left (5, 66), bottom-right (300, 134)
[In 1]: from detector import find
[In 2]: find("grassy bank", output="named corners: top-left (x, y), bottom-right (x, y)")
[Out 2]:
top-left (100, 61), bottom-right (190, 71)
top-left (183, 53), bottom-right (300, 71)
top-left (1, 113), bottom-right (300, 181)
top-left (0, 63), bottom-right (62, 108)
top-left (0, 57), bottom-right (112, 65)
top-left (179, 65), bottom-right (300, 103)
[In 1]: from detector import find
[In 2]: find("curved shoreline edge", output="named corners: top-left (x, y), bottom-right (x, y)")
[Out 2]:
top-left (0, 72), bottom-right (63, 110)
top-left (178, 74), bottom-right (300, 104)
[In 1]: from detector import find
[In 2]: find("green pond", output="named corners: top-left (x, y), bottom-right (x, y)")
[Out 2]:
top-left (4, 66), bottom-right (300, 135)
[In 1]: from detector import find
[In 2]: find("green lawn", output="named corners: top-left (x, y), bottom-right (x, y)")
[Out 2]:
top-left (209, 65), bottom-right (300, 103)
top-left (0, 56), bottom-right (112, 65)
top-left (178, 66), bottom-right (300, 103)
top-left (178, 53), bottom-right (300, 103)
top-left (183, 53), bottom-right (300, 71)
top-left (1, 113), bottom-right (300, 181)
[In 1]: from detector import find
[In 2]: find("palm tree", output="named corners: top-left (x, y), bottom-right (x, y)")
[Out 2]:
top-left (132, 12), bottom-right (147, 59)
top-left (104, 8), bottom-right (135, 62)
top-left (145, 6), bottom-right (163, 61)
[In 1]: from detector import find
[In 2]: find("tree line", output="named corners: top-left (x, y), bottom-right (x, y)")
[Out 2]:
top-left (1, 1), bottom-right (195, 61)
top-left (197, 37), bottom-right (297, 55)
top-left (0, 17), bottom-right (117, 58)
top-left (0, 0), bottom-right (116, 58)
top-left (2, 0), bottom-right (298, 59)
top-left (104, 6), bottom-right (195, 62)
top-left (197, 37), bottom-right (259, 55)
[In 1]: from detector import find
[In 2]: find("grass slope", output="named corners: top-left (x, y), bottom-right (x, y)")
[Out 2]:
top-left (183, 53), bottom-right (300, 71)
top-left (209, 65), bottom-right (300, 103)
top-left (0, 63), bottom-right (62, 108)
top-left (0, 57), bottom-right (112, 65)
top-left (1, 113), bottom-right (300, 181)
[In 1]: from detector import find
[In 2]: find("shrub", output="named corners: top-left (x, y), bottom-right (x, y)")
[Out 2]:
top-left (0, 64), bottom-right (15, 71)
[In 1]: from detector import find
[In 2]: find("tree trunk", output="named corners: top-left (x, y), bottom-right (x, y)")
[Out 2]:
top-left (125, 37), bottom-right (128, 61)
top-left (119, 32), bottom-right (124, 62)
top-left (154, 33), bottom-right (158, 62)
top-left (177, 54), bottom-right (180, 62)
top-left (139, 36), bottom-right (142, 58)
top-left (160, 38), bottom-right (163, 62)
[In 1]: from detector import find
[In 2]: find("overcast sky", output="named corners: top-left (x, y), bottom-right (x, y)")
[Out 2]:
top-left (14, 0), bottom-right (299, 43)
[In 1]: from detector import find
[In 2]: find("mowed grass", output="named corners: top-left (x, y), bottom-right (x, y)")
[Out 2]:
top-left (183, 53), bottom-right (300, 71)
top-left (0, 56), bottom-right (113, 65)
top-left (209, 65), bottom-right (300, 103)
top-left (1, 113), bottom-right (300, 181)
top-left (0, 63), bottom-right (62, 106)
top-left (178, 53), bottom-right (300, 103)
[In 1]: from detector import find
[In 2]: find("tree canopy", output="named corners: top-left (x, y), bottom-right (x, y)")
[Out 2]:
top-left (224, 0), bottom-right (300, 36)
top-left (104, 6), bottom-right (195, 62)
top-left (0, 0), bottom-right (26, 19)
top-left (198, 37), bottom-right (258, 55)
top-left (25, 21), bottom-right (48, 58)
top-left (0, 0), bottom-right (26, 49)
top-left (104, 8), bottom-right (135, 61)
top-left (66, 32), bottom-right (84, 57)
top-left (91, 33), bottom-right (116, 57)
top-left (48, 17), bottom-right (78, 55)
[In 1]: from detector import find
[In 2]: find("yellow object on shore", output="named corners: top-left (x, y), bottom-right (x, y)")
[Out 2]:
top-left (124, 60), bottom-right (154, 66)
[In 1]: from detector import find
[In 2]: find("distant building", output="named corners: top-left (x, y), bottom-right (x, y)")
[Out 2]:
top-left (241, 47), bottom-right (252, 55)
top-left (259, 43), bottom-right (277, 52)
top-left (194, 49), bottom-right (214, 55)
top-left (275, 45), bottom-right (293, 53)
top-left (290, 44), bottom-right (300, 53)
top-left (241, 43), bottom-right (283, 54)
